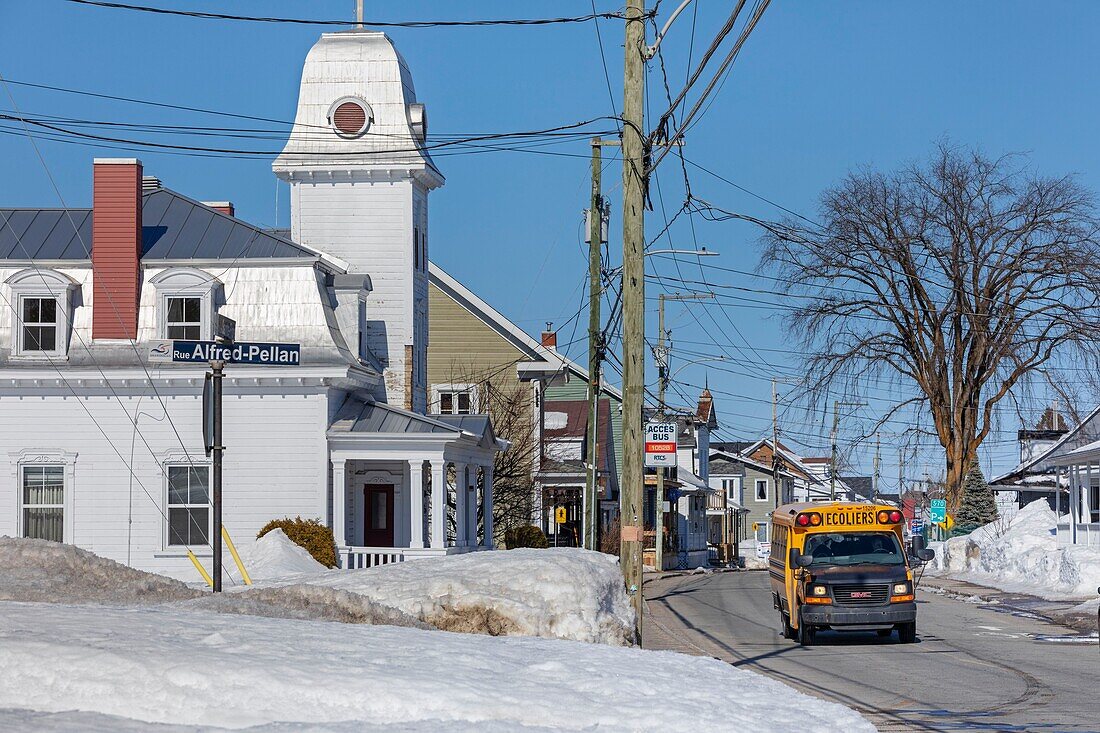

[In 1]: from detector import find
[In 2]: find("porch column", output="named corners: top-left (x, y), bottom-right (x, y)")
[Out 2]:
top-left (332, 458), bottom-right (348, 548)
top-left (430, 460), bottom-right (445, 549)
top-left (453, 461), bottom-right (468, 547)
top-left (466, 467), bottom-right (479, 547)
top-left (409, 461), bottom-right (424, 548)
top-left (483, 463), bottom-right (494, 548)
top-left (1071, 464), bottom-right (1080, 545)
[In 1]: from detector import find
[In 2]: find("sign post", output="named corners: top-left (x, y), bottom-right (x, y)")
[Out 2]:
top-left (210, 360), bottom-right (224, 592)
top-left (645, 422), bottom-right (676, 571)
top-left (154, 337), bottom-right (300, 591)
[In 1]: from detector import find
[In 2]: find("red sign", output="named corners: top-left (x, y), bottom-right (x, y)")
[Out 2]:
top-left (645, 442), bottom-right (676, 453)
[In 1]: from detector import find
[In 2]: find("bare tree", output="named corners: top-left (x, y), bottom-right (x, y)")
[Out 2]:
top-left (435, 360), bottom-right (538, 544)
top-left (762, 145), bottom-right (1100, 504)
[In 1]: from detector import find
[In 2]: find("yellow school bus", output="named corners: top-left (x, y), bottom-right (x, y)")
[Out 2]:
top-left (769, 502), bottom-right (935, 646)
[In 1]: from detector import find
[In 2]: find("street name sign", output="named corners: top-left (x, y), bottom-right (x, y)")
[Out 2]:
top-left (910, 519), bottom-right (924, 534)
top-left (149, 340), bottom-right (301, 366)
top-left (644, 422), bottom-right (677, 467)
top-left (930, 499), bottom-right (947, 523)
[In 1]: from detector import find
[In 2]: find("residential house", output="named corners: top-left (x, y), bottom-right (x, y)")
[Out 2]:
top-left (988, 406), bottom-right (1073, 514)
top-left (708, 447), bottom-right (799, 564)
top-left (992, 405), bottom-right (1100, 545)
top-left (712, 439), bottom-right (820, 503)
top-left (423, 275), bottom-right (623, 542)
top-left (0, 29), bottom-right (506, 580)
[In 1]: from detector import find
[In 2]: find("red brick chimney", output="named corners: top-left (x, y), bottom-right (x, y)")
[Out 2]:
top-left (540, 330), bottom-right (557, 349)
top-left (92, 159), bottom-right (143, 340)
top-left (203, 201), bottom-right (234, 217)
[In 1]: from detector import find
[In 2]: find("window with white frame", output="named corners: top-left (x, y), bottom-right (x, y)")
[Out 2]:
top-left (6, 268), bottom-right (76, 359)
top-left (20, 296), bottom-right (60, 352)
top-left (722, 477), bottom-right (743, 503)
top-left (167, 465), bottom-right (211, 546)
top-left (755, 521), bottom-right (768, 544)
top-left (150, 268), bottom-right (219, 342)
top-left (755, 478), bottom-right (769, 502)
top-left (21, 465), bottom-right (65, 542)
top-left (432, 384), bottom-right (478, 415)
top-left (165, 296), bottom-right (202, 339)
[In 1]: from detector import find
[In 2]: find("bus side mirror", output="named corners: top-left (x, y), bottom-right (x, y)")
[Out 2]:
top-left (911, 535), bottom-right (927, 553)
top-left (916, 548), bottom-right (935, 562)
top-left (788, 548), bottom-right (800, 567)
top-left (795, 554), bottom-right (814, 568)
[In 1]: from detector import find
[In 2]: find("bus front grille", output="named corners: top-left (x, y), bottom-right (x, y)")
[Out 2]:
top-left (832, 583), bottom-right (889, 606)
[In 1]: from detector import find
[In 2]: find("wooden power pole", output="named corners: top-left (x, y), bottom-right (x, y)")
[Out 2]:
top-left (619, 0), bottom-right (647, 641)
top-left (585, 138), bottom-right (605, 552)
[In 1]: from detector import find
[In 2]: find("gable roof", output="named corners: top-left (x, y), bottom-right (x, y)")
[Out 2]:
top-left (428, 261), bottom-right (622, 401)
top-left (0, 186), bottom-right (344, 269)
top-left (992, 403), bottom-right (1100, 484)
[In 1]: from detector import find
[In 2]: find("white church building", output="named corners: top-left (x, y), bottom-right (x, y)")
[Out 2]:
top-left (0, 29), bottom-right (504, 580)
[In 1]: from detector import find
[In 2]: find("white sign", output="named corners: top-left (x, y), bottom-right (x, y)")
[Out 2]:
top-left (756, 542), bottom-right (771, 558)
top-left (645, 422), bottom-right (677, 468)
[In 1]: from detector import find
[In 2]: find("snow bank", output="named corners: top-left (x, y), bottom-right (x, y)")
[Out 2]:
top-left (929, 500), bottom-right (1100, 599)
top-left (270, 548), bottom-right (635, 646)
top-left (0, 602), bottom-right (874, 732)
top-left (0, 537), bottom-right (200, 605)
top-left (241, 528), bottom-right (327, 580)
top-left (181, 584), bottom-right (429, 628)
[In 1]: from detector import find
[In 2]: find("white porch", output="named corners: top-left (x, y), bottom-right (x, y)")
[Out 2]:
top-left (1050, 443), bottom-right (1100, 546)
top-left (328, 397), bottom-right (505, 568)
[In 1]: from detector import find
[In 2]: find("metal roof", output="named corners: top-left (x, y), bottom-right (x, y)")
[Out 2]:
top-left (0, 189), bottom-right (319, 262)
top-left (329, 397), bottom-right (461, 435)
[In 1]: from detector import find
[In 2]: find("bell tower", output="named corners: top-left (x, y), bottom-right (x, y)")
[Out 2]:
top-left (274, 29), bottom-right (443, 412)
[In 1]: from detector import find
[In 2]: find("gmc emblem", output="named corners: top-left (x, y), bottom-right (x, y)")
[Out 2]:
top-left (850, 591), bottom-right (872, 598)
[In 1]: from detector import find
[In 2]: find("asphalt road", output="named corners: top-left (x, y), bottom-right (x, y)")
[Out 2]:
top-left (643, 570), bottom-right (1099, 733)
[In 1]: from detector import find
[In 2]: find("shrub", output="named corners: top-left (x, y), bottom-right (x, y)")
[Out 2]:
top-left (504, 524), bottom-right (548, 549)
top-left (600, 518), bottom-right (621, 556)
top-left (257, 516), bottom-right (337, 568)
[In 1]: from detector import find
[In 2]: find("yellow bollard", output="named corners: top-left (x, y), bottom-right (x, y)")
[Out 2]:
top-left (187, 549), bottom-right (214, 587)
top-left (221, 526), bottom-right (252, 585)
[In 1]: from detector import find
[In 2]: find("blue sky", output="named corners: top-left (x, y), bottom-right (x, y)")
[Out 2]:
top-left (2, 1), bottom-right (1099, 481)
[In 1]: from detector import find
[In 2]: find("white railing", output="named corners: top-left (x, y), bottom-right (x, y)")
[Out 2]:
top-left (340, 547), bottom-right (407, 569)
top-left (1057, 522), bottom-right (1100, 547)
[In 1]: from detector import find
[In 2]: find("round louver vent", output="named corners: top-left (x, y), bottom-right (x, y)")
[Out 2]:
top-left (330, 99), bottom-right (370, 138)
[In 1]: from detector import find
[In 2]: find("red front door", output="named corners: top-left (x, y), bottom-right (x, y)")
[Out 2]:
top-left (364, 485), bottom-right (395, 547)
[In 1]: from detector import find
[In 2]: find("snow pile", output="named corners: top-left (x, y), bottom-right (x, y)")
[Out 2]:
top-left (181, 584), bottom-right (429, 628)
top-left (241, 528), bottom-right (328, 580)
top-left (273, 548), bottom-right (635, 645)
top-left (929, 500), bottom-right (1100, 599)
top-left (0, 537), bottom-right (201, 604)
top-left (0, 602), bottom-right (875, 732)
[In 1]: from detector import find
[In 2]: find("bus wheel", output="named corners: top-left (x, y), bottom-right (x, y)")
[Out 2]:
top-left (781, 612), bottom-right (795, 640)
top-left (898, 622), bottom-right (917, 644)
top-left (798, 616), bottom-right (816, 647)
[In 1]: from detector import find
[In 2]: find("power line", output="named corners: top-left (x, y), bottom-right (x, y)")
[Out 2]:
top-left (64, 1), bottom-right (628, 28)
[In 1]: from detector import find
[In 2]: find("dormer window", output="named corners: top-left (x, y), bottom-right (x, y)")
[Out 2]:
top-left (150, 268), bottom-right (221, 342)
top-left (165, 296), bottom-right (202, 340)
top-left (5, 268), bottom-right (78, 359)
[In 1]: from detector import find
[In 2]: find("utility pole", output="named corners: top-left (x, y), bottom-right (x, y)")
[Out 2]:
top-left (355, 0), bottom-right (363, 28)
top-left (772, 378), bottom-right (780, 508)
top-left (873, 433), bottom-right (881, 501)
top-left (584, 138), bottom-right (609, 552)
top-left (210, 359), bottom-right (224, 592)
top-left (653, 292), bottom-right (712, 571)
top-left (619, 0), bottom-right (646, 641)
top-left (830, 400), bottom-right (867, 500)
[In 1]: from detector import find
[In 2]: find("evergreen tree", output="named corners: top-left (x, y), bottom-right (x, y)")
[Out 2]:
top-left (955, 459), bottom-right (998, 527)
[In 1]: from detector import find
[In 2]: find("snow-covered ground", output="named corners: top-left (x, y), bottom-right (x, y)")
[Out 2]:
top-left (0, 601), bottom-right (874, 732)
top-left (0, 536), bottom-right (874, 732)
top-left (240, 528), bottom-right (327, 579)
top-left (928, 500), bottom-right (1100, 600)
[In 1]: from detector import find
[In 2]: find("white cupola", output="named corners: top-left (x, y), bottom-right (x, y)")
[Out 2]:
top-left (274, 29), bottom-right (444, 412)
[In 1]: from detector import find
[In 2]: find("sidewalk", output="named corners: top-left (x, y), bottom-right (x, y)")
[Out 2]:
top-left (919, 574), bottom-right (1098, 635)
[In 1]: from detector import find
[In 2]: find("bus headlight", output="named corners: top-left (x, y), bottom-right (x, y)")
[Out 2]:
top-left (892, 582), bottom-right (910, 596)
top-left (811, 584), bottom-right (828, 597)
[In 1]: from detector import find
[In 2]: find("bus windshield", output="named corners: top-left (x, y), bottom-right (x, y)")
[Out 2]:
top-left (803, 531), bottom-right (905, 567)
